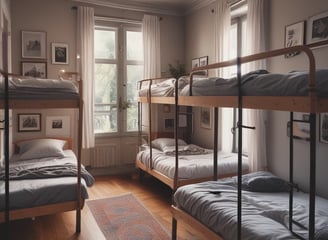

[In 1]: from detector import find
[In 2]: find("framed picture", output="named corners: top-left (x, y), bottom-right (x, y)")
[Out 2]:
top-left (200, 107), bottom-right (212, 129)
top-left (21, 61), bottom-right (47, 78)
top-left (18, 113), bottom-right (41, 132)
top-left (199, 56), bottom-right (208, 66)
top-left (285, 21), bottom-right (305, 58)
top-left (287, 113), bottom-right (310, 141)
top-left (21, 31), bottom-right (46, 59)
top-left (164, 118), bottom-right (174, 130)
top-left (307, 10), bottom-right (328, 44)
top-left (191, 58), bottom-right (199, 70)
top-left (319, 113), bottom-right (328, 143)
top-left (52, 43), bottom-right (68, 64)
top-left (46, 116), bottom-right (71, 137)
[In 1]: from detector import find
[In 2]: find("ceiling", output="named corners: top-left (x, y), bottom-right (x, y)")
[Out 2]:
top-left (73, 0), bottom-right (216, 15)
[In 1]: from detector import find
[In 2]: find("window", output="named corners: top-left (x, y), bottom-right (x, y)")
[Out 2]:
top-left (94, 22), bottom-right (143, 135)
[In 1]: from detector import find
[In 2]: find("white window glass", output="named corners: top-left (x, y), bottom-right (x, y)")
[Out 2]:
top-left (126, 31), bottom-right (143, 61)
top-left (94, 24), bottom-right (143, 135)
top-left (94, 30), bottom-right (116, 59)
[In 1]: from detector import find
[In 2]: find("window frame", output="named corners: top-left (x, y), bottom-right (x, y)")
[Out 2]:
top-left (94, 21), bottom-right (143, 136)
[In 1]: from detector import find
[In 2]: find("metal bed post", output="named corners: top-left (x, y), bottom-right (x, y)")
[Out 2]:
top-left (213, 107), bottom-right (219, 180)
top-left (236, 57), bottom-right (242, 240)
top-left (4, 73), bottom-right (10, 239)
top-left (172, 76), bottom-right (180, 240)
top-left (308, 113), bottom-right (316, 240)
top-left (147, 81), bottom-right (153, 169)
top-left (289, 112), bottom-right (294, 232)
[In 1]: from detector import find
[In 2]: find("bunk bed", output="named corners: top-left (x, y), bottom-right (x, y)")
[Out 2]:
top-left (171, 42), bottom-right (328, 240)
top-left (0, 71), bottom-right (90, 234)
top-left (137, 75), bottom-right (249, 190)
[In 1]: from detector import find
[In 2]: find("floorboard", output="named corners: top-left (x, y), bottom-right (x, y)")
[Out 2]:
top-left (0, 173), bottom-right (205, 240)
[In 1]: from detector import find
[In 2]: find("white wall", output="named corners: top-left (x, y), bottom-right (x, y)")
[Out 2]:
top-left (267, 0), bottom-right (328, 198)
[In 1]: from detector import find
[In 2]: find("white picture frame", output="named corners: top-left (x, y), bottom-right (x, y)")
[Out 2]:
top-left (52, 43), bottom-right (68, 64)
top-left (285, 21), bottom-right (305, 58)
top-left (46, 116), bottom-right (70, 136)
top-left (18, 113), bottom-right (41, 132)
top-left (21, 61), bottom-right (47, 78)
top-left (21, 30), bottom-right (47, 59)
top-left (307, 10), bottom-right (328, 44)
top-left (191, 58), bottom-right (200, 70)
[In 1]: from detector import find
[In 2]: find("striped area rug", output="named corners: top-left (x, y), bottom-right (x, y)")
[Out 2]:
top-left (87, 193), bottom-right (170, 240)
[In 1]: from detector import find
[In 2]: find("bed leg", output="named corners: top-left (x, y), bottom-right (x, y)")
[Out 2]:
top-left (172, 217), bottom-right (177, 240)
top-left (139, 169), bottom-right (145, 182)
top-left (76, 209), bottom-right (81, 234)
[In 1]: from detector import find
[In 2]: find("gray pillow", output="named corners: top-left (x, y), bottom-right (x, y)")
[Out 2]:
top-left (151, 138), bottom-right (187, 151)
top-left (244, 175), bottom-right (290, 192)
top-left (17, 138), bottom-right (66, 160)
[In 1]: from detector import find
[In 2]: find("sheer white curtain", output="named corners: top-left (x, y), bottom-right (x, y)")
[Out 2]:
top-left (214, 0), bottom-right (233, 153)
top-left (142, 15), bottom-right (161, 78)
top-left (245, 0), bottom-right (268, 171)
top-left (77, 6), bottom-right (95, 149)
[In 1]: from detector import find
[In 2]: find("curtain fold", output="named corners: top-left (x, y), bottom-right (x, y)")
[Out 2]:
top-left (214, 0), bottom-right (233, 153)
top-left (77, 6), bottom-right (95, 149)
top-left (142, 14), bottom-right (161, 79)
top-left (245, 0), bottom-right (268, 171)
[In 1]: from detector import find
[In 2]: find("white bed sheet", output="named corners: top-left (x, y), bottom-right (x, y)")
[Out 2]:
top-left (137, 148), bottom-right (249, 180)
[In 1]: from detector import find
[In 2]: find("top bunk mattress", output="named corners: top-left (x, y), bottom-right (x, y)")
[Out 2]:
top-left (138, 76), bottom-right (189, 97)
top-left (0, 76), bottom-right (79, 99)
top-left (179, 69), bottom-right (328, 97)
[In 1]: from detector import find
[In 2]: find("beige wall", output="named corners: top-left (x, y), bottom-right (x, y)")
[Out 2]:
top-left (267, 0), bottom-right (328, 198)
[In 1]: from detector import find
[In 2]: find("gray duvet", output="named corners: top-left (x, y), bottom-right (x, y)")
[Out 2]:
top-left (0, 150), bottom-right (94, 210)
top-left (180, 69), bottom-right (328, 97)
top-left (174, 171), bottom-right (328, 240)
top-left (0, 76), bottom-right (79, 99)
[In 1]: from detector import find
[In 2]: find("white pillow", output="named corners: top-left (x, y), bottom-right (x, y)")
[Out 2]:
top-left (151, 138), bottom-right (187, 151)
top-left (17, 138), bottom-right (66, 160)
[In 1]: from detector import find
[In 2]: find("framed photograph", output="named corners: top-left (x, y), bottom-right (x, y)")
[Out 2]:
top-left (46, 116), bottom-right (71, 137)
top-left (319, 113), bottom-right (328, 143)
top-left (307, 11), bottom-right (328, 44)
top-left (199, 56), bottom-right (208, 66)
top-left (287, 113), bottom-right (310, 141)
top-left (18, 113), bottom-right (41, 132)
top-left (200, 107), bottom-right (212, 129)
top-left (164, 118), bottom-right (174, 130)
top-left (52, 43), bottom-right (68, 64)
top-left (21, 61), bottom-right (47, 78)
top-left (285, 21), bottom-right (305, 58)
top-left (21, 31), bottom-right (46, 59)
top-left (191, 58), bottom-right (199, 70)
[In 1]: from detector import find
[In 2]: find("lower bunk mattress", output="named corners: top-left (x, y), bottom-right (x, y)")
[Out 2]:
top-left (0, 149), bottom-right (94, 211)
top-left (137, 148), bottom-right (249, 180)
top-left (174, 171), bottom-right (328, 240)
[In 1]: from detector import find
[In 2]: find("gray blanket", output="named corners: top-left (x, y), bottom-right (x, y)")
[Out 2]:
top-left (1, 162), bottom-right (94, 186)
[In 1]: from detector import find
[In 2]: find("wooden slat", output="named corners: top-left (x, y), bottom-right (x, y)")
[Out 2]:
top-left (0, 200), bottom-right (84, 223)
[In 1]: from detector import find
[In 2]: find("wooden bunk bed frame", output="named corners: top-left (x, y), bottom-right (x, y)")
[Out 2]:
top-left (0, 71), bottom-right (84, 234)
top-left (171, 41), bottom-right (328, 240)
top-left (137, 77), bottom-right (248, 190)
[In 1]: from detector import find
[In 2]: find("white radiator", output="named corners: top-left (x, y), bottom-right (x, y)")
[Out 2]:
top-left (92, 143), bottom-right (119, 168)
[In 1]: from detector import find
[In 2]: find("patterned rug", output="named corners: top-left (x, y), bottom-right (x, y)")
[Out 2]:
top-left (87, 193), bottom-right (170, 240)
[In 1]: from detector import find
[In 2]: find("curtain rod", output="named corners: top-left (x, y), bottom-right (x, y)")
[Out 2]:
top-left (95, 16), bottom-right (142, 25)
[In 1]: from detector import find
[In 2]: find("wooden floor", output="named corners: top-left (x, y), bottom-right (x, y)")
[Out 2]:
top-left (0, 173), bottom-right (205, 240)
